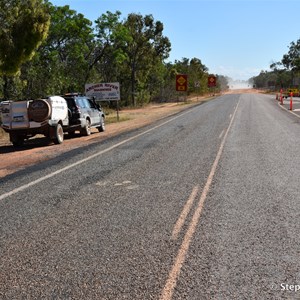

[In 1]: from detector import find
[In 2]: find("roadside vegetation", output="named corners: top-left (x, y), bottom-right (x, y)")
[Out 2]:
top-left (0, 1), bottom-right (229, 108)
top-left (251, 39), bottom-right (300, 91)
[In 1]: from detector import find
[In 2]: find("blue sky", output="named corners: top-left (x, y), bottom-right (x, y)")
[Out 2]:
top-left (50, 0), bottom-right (300, 81)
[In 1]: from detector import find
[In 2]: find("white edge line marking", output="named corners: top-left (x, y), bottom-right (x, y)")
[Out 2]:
top-left (0, 109), bottom-right (192, 201)
top-left (171, 185), bottom-right (199, 241)
top-left (159, 99), bottom-right (240, 300)
top-left (278, 101), bottom-right (300, 119)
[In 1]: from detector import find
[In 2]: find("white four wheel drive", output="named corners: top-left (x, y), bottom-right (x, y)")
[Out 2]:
top-left (0, 96), bottom-right (70, 147)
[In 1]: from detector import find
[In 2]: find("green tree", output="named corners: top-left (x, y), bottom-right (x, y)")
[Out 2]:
top-left (0, 3), bottom-right (227, 105)
top-left (92, 10), bottom-right (131, 91)
top-left (281, 39), bottom-right (300, 71)
top-left (172, 57), bottom-right (210, 96)
top-left (269, 39), bottom-right (300, 89)
top-left (216, 75), bottom-right (229, 92)
top-left (188, 58), bottom-right (209, 94)
top-left (281, 39), bottom-right (300, 86)
top-left (21, 4), bottom-right (94, 98)
top-left (42, 4), bottom-right (93, 93)
top-left (123, 13), bottom-right (171, 106)
top-left (0, 0), bottom-right (50, 98)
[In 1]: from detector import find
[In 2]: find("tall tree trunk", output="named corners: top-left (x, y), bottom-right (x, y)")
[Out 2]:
top-left (3, 75), bottom-right (9, 100)
top-left (131, 66), bottom-right (136, 107)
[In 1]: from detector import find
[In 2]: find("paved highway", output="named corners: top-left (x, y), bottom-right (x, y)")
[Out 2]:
top-left (1, 93), bottom-right (300, 299)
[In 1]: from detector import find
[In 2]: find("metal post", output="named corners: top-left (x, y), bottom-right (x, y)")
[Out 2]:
top-left (116, 100), bottom-right (120, 122)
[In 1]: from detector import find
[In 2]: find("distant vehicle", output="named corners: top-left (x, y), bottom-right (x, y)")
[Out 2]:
top-left (63, 94), bottom-right (105, 136)
top-left (0, 96), bottom-right (69, 146)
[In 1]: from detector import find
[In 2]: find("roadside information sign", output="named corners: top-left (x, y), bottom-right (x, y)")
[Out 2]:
top-left (176, 74), bottom-right (188, 91)
top-left (85, 82), bottom-right (120, 101)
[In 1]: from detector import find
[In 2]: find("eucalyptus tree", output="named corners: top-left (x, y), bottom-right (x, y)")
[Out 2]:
top-left (216, 75), bottom-right (229, 92)
top-left (40, 4), bottom-right (94, 94)
top-left (174, 58), bottom-right (190, 75)
top-left (251, 70), bottom-right (273, 89)
top-left (281, 39), bottom-right (300, 72)
top-left (92, 11), bottom-right (130, 84)
top-left (151, 62), bottom-right (179, 102)
top-left (268, 39), bottom-right (300, 89)
top-left (189, 58), bottom-right (209, 94)
top-left (122, 13), bottom-right (171, 106)
top-left (281, 39), bottom-right (300, 86)
top-left (0, 0), bottom-right (50, 99)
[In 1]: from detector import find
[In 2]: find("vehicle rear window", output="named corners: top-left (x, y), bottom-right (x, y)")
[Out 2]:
top-left (76, 98), bottom-right (86, 108)
top-left (65, 98), bottom-right (76, 109)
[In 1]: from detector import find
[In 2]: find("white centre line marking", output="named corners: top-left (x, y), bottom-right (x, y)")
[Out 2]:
top-left (0, 109), bottom-right (193, 201)
top-left (159, 99), bottom-right (240, 300)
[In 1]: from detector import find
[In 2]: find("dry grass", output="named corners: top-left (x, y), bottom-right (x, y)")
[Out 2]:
top-left (103, 108), bottom-right (132, 124)
top-left (0, 127), bottom-right (7, 138)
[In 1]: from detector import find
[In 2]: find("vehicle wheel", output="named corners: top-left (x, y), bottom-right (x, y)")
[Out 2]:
top-left (81, 119), bottom-right (91, 136)
top-left (53, 123), bottom-right (64, 144)
top-left (12, 137), bottom-right (24, 147)
top-left (98, 118), bottom-right (105, 132)
top-left (10, 133), bottom-right (24, 147)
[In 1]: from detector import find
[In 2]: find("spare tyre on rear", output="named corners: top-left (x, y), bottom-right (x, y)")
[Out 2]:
top-left (28, 99), bottom-right (51, 122)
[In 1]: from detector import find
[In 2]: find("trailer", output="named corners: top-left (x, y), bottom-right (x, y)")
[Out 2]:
top-left (0, 96), bottom-right (69, 146)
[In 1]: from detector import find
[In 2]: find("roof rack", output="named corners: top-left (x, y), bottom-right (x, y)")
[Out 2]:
top-left (64, 92), bottom-right (83, 96)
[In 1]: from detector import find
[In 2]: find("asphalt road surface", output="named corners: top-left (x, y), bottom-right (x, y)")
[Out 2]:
top-left (1, 93), bottom-right (300, 299)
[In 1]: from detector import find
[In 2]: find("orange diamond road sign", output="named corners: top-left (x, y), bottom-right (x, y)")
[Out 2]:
top-left (208, 75), bottom-right (217, 87)
top-left (176, 74), bottom-right (188, 91)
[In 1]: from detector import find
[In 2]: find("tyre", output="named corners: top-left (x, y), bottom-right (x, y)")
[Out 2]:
top-left (98, 118), bottom-right (105, 132)
top-left (10, 133), bottom-right (24, 147)
top-left (81, 119), bottom-right (91, 136)
top-left (12, 140), bottom-right (24, 147)
top-left (28, 99), bottom-right (51, 122)
top-left (12, 138), bottom-right (24, 147)
top-left (53, 123), bottom-right (64, 144)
